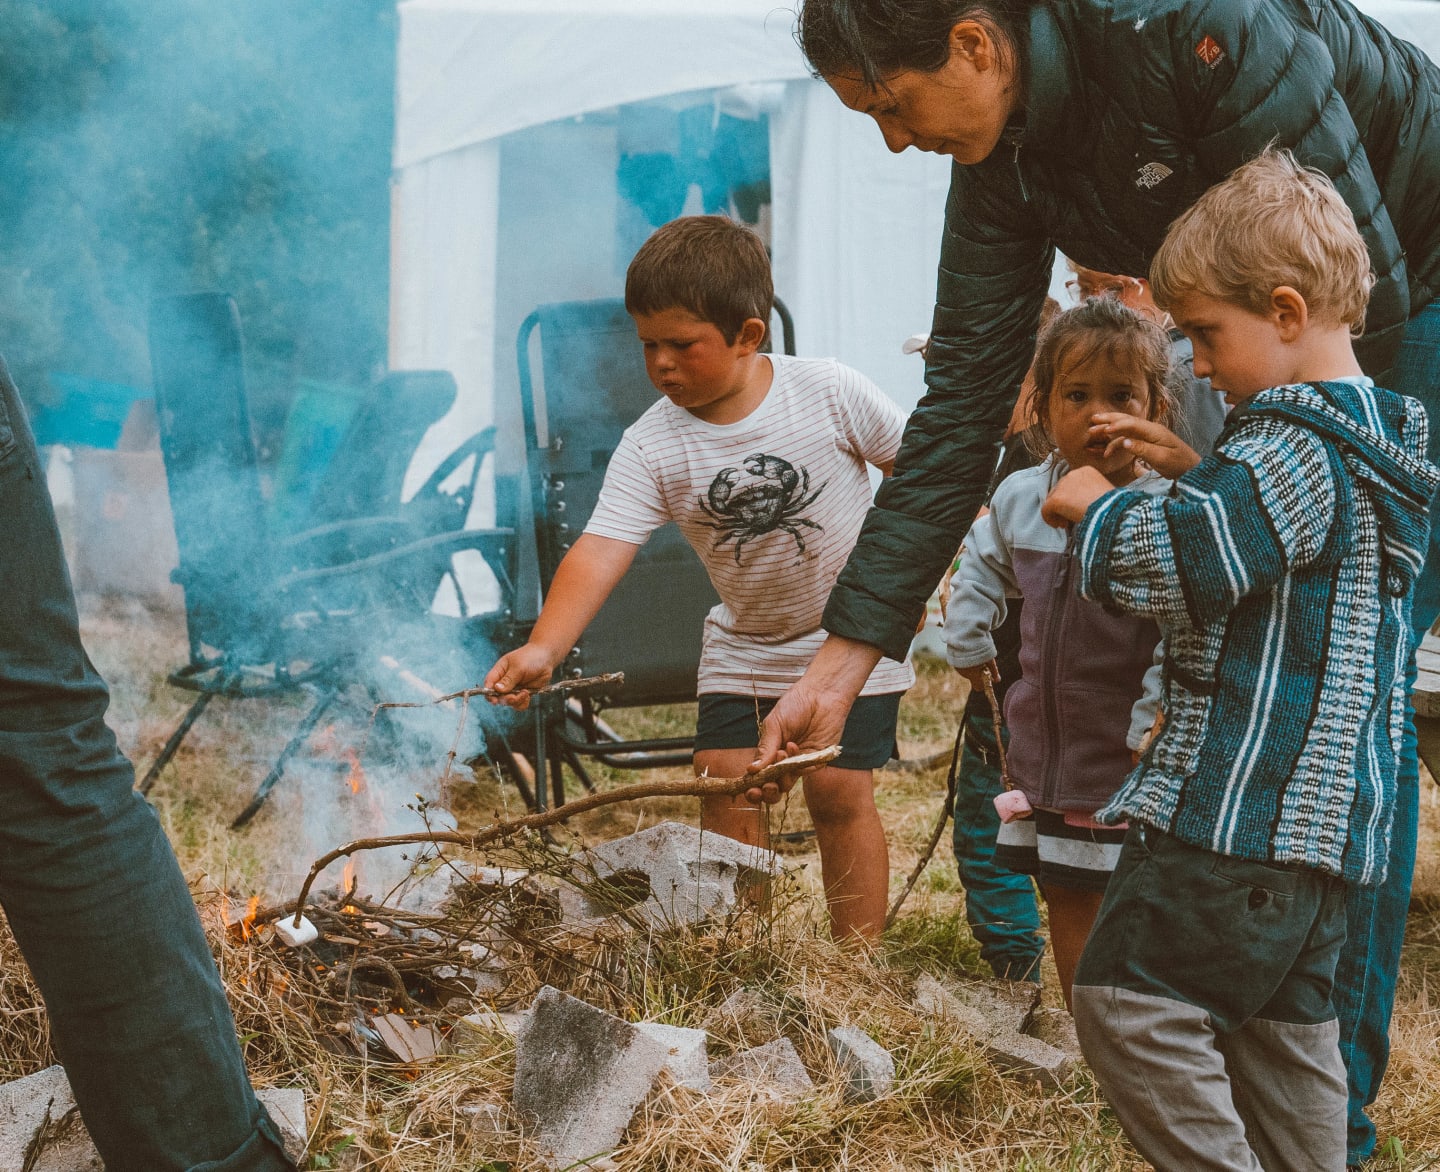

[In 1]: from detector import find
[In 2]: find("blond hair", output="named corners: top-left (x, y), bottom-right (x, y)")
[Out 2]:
top-left (1150, 149), bottom-right (1374, 331)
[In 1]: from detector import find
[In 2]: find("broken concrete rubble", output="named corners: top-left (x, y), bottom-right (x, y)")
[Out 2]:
top-left (452, 1007), bottom-right (531, 1051)
top-left (826, 1025), bottom-right (894, 1102)
top-left (635, 1022), bottom-right (712, 1092)
top-left (1026, 1006), bottom-right (1083, 1061)
top-left (569, 821), bottom-right (781, 929)
top-left (512, 986), bottom-right (669, 1168)
top-left (710, 1037), bottom-right (814, 1103)
top-left (913, 974), bottom-right (1072, 1089)
top-left (0, 1067), bottom-right (307, 1170)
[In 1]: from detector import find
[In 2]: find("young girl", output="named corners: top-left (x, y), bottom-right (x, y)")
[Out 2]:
top-left (943, 297), bottom-right (1176, 1009)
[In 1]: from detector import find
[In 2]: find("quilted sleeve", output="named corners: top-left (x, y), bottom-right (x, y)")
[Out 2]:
top-left (1165, 0), bottom-right (1408, 371)
top-left (823, 159), bottom-right (1054, 661)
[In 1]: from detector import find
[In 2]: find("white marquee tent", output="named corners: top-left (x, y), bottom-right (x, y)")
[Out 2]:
top-left (390, 0), bottom-right (1440, 503)
top-left (389, 0), bottom-right (955, 499)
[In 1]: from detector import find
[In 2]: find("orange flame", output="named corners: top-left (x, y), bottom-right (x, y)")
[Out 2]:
top-left (344, 748), bottom-right (365, 796)
top-left (239, 895), bottom-right (260, 942)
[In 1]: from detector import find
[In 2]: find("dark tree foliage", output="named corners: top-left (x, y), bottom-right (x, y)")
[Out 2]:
top-left (0, 0), bottom-right (395, 421)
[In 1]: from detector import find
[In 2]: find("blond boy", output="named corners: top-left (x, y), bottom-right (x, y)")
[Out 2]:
top-left (1043, 151), bottom-right (1440, 1169)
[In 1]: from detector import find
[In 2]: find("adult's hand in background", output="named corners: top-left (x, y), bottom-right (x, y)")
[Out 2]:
top-left (746, 635), bottom-right (882, 803)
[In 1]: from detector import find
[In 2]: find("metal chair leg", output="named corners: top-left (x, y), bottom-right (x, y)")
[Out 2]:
top-left (137, 690), bottom-right (217, 796)
top-left (531, 703), bottom-right (549, 812)
top-left (231, 687), bottom-right (341, 828)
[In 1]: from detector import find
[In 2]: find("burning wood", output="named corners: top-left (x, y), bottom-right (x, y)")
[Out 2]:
top-left (286, 746), bottom-right (841, 931)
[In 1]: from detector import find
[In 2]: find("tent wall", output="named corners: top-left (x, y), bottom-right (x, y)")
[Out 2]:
top-left (770, 80), bottom-right (953, 414)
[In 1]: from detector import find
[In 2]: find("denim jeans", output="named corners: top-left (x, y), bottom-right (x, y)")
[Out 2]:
top-left (1338, 298), bottom-right (1440, 1163)
top-left (951, 683), bottom-right (1045, 981)
top-left (0, 358), bottom-right (294, 1170)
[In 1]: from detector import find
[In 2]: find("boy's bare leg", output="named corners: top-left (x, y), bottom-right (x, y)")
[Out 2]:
top-left (697, 751), bottom-right (888, 942)
top-left (1040, 883), bottom-right (1106, 1011)
top-left (697, 748), bottom-right (768, 847)
top-left (802, 765), bottom-right (888, 943)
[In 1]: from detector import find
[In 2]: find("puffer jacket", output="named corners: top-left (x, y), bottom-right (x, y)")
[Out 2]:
top-left (825, 0), bottom-right (1440, 661)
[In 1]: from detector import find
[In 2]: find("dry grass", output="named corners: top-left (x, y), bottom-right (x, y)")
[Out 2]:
top-left (2, 600), bottom-right (1435, 1169)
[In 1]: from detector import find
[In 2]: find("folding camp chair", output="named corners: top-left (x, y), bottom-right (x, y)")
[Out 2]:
top-left (141, 292), bottom-right (513, 825)
top-left (507, 296), bottom-right (795, 808)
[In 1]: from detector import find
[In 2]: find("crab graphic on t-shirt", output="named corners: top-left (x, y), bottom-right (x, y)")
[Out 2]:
top-left (697, 454), bottom-right (825, 563)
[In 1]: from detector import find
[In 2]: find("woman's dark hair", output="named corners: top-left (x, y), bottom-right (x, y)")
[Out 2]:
top-left (797, 0), bottom-right (1030, 85)
top-left (1026, 296), bottom-right (1175, 460)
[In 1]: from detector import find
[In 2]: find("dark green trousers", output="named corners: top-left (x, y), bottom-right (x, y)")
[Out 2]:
top-left (1073, 824), bottom-right (1347, 1172)
top-left (0, 358), bottom-right (293, 1170)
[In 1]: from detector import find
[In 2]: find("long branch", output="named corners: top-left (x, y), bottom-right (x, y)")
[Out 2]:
top-left (289, 746), bottom-right (841, 927)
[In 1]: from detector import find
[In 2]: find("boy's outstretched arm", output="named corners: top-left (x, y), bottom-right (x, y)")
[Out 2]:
top-left (483, 534), bottom-right (639, 709)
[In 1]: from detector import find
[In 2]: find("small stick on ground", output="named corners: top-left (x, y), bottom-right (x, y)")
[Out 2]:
top-left (288, 746), bottom-right (842, 927)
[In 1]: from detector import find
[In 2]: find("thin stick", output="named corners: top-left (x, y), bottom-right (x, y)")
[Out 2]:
top-left (885, 724), bottom-right (963, 929)
top-left (981, 668), bottom-right (1012, 790)
top-left (372, 672), bottom-right (626, 713)
top-left (289, 746), bottom-right (842, 927)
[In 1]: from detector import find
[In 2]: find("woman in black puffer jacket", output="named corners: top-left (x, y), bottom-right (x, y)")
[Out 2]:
top-left (752, 1), bottom-right (1440, 1165)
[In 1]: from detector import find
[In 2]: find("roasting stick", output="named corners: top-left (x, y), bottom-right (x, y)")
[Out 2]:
top-left (277, 745), bottom-right (843, 942)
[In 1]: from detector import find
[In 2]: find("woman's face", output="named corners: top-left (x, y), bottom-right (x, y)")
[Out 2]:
top-left (826, 21), bottom-right (1019, 165)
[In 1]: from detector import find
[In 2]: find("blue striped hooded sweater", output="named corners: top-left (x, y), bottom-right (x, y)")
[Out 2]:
top-left (1076, 380), bottom-right (1440, 886)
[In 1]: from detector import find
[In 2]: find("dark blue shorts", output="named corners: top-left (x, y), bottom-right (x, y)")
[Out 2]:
top-left (694, 692), bottom-right (903, 770)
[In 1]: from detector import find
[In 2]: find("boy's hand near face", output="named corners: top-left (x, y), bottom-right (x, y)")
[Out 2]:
top-left (1042, 465), bottom-right (1117, 527)
top-left (1090, 414), bottom-right (1201, 479)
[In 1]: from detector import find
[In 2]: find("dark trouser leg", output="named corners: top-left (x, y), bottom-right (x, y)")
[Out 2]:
top-left (1337, 298), bottom-right (1440, 1163)
top-left (951, 694), bottom-right (1044, 981)
top-left (0, 358), bottom-right (293, 1171)
top-left (1072, 826), bottom-right (1347, 1172)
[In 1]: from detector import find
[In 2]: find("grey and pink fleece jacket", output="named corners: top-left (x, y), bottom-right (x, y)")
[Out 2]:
top-left (944, 457), bottom-right (1168, 815)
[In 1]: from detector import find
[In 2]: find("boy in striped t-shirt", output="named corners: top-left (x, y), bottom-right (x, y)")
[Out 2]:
top-left (1041, 152), bottom-right (1440, 1169)
top-left (485, 216), bottom-right (912, 942)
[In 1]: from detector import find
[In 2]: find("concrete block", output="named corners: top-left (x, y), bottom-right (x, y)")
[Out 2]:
top-left (913, 974), bottom-right (1038, 1039)
top-left (571, 822), bottom-right (781, 929)
top-left (513, 986), bottom-right (670, 1168)
top-left (914, 974), bottom-right (1070, 1089)
top-left (0, 1067), bottom-right (307, 1170)
top-left (984, 1031), bottom-right (1074, 1090)
top-left (710, 1038), bottom-right (814, 1103)
top-left (256, 1087), bottom-right (309, 1161)
top-left (0, 1065), bottom-right (96, 1172)
top-left (826, 1025), bottom-right (894, 1102)
top-left (1026, 1007), bottom-right (1082, 1060)
top-left (635, 1022), bottom-right (711, 1092)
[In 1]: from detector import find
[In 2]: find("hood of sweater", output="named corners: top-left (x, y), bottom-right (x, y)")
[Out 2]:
top-left (1229, 380), bottom-right (1440, 595)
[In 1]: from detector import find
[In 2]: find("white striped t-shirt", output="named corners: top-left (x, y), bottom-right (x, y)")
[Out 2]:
top-left (585, 354), bottom-right (915, 697)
